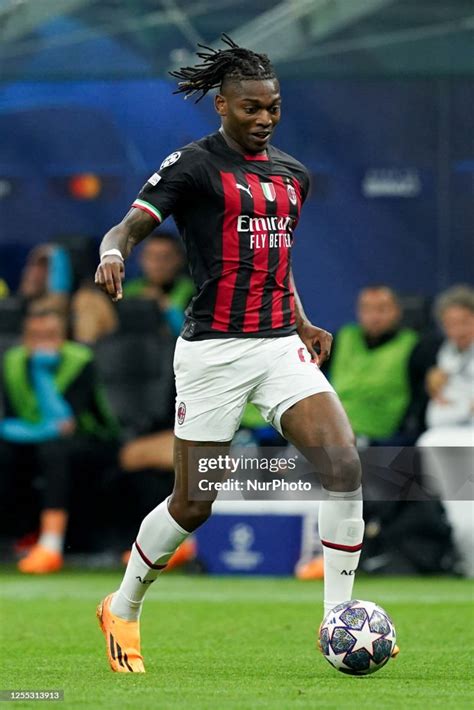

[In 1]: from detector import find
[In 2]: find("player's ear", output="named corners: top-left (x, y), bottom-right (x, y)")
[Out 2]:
top-left (215, 93), bottom-right (227, 117)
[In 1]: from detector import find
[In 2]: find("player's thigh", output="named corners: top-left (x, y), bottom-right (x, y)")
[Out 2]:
top-left (281, 392), bottom-right (360, 491)
top-left (280, 391), bottom-right (355, 448)
top-left (250, 334), bottom-right (335, 435)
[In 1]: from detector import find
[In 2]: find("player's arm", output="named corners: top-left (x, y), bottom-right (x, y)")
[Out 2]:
top-left (95, 208), bottom-right (155, 302)
top-left (291, 269), bottom-right (332, 366)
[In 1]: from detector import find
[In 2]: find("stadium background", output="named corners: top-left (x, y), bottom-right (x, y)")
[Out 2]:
top-left (0, 0), bottom-right (473, 329)
top-left (0, 4), bottom-right (473, 707)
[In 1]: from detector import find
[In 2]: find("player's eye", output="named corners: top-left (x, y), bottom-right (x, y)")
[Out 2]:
top-left (270, 105), bottom-right (281, 113)
top-left (244, 107), bottom-right (257, 114)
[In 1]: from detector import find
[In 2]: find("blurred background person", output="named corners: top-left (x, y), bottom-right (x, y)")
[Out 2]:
top-left (0, 307), bottom-right (119, 573)
top-left (424, 285), bottom-right (474, 432)
top-left (17, 243), bottom-right (73, 315)
top-left (417, 285), bottom-right (474, 576)
top-left (328, 285), bottom-right (419, 444)
top-left (70, 284), bottom-right (119, 345)
top-left (124, 232), bottom-right (195, 337)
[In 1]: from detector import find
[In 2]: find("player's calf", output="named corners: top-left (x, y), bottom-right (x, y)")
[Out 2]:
top-left (168, 498), bottom-right (213, 532)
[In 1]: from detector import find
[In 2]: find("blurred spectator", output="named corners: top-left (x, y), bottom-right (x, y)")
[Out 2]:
top-left (329, 285), bottom-right (419, 443)
top-left (119, 430), bottom-right (174, 473)
top-left (0, 278), bottom-right (9, 298)
top-left (71, 285), bottom-right (118, 344)
top-left (0, 308), bottom-right (119, 573)
top-left (17, 244), bottom-right (73, 315)
top-left (124, 233), bottom-right (195, 337)
top-left (424, 285), bottom-right (474, 430)
top-left (12, 240), bottom-right (119, 346)
top-left (417, 285), bottom-right (474, 576)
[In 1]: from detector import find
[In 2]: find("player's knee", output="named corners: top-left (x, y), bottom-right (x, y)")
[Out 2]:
top-left (323, 445), bottom-right (361, 492)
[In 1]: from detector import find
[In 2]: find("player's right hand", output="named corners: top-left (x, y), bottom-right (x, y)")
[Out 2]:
top-left (95, 256), bottom-right (125, 302)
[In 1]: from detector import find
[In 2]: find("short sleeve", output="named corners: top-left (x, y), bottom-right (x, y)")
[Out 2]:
top-left (132, 146), bottom-right (200, 223)
top-left (299, 168), bottom-right (311, 204)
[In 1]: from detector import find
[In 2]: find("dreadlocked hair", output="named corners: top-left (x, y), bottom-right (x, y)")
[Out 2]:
top-left (170, 33), bottom-right (276, 103)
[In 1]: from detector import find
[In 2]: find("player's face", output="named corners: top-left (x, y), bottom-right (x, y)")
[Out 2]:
top-left (440, 305), bottom-right (474, 350)
top-left (23, 315), bottom-right (66, 353)
top-left (357, 289), bottom-right (401, 338)
top-left (216, 79), bottom-right (281, 153)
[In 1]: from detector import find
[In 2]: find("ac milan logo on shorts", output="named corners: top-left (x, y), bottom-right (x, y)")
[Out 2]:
top-left (177, 401), bottom-right (186, 425)
top-left (287, 183), bottom-right (297, 205)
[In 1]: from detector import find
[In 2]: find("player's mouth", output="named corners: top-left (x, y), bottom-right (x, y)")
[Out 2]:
top-left (250, 130), bottom-right (272, 145)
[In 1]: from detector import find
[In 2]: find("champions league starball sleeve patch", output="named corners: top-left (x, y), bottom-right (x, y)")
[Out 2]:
top-left (160, 151), bottom-right (182, 169)
top-left (133, 148), bottom-right (191, 223)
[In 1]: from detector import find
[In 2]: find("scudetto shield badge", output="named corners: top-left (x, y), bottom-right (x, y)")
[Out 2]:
top-left (261, 182), bottom-right (276, 202)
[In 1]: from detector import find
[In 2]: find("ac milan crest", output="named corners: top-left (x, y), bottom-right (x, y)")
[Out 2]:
top-left (177, 401), bottom-right (186, 425)
top-left (287, 183), bottom-right (297, 205)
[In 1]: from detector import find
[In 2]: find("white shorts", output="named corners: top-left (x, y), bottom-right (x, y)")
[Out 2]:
top-left (173, 334), bottom-right (335, 442)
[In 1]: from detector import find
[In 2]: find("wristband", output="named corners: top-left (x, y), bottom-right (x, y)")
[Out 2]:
top-left (101, 248), bottom-right (124, 262)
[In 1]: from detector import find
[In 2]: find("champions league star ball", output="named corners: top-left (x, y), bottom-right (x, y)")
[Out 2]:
top-left (319, 600), bottom-right (396, 675)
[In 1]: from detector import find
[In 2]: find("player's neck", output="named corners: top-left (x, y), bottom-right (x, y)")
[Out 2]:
top-left (218, 126), bottom-right (267, 158)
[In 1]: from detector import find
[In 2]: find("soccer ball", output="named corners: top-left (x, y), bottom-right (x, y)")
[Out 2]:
top-left (319, 600), bottom-right (396, 675)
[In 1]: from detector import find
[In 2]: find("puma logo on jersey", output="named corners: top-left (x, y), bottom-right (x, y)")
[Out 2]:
top-left (236, 183), bottom-right (253, 198)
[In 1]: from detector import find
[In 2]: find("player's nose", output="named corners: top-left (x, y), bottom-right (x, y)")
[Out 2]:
top-left (255, 111), bottom-right (273, 127)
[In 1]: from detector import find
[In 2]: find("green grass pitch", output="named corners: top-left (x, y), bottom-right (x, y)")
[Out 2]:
top-left (1, 570), bottom-right (473, 709)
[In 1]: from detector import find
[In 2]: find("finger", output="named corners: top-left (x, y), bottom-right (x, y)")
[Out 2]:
top-left (317, 349), bottom-right (330, 366)
top-left (103, 264), bottom-right (120, 298)
top-left (95, 265), bottom-right (105, 285)
top-left (111, 263), bottom-right (124, 300)
top-left (305, 342), bottom-right (320, 365)
top-left (322, 333), bottom-right (333, 357)
top-left (106, 263), bottom-right (124, 301)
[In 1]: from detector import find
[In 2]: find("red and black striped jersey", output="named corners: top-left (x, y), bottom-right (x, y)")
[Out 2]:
top-left (132, 131), bottom-right (310, 341)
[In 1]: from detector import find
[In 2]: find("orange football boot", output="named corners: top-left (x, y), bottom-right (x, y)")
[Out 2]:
top-left (17, 545), bottom-right (63, 574)
top-left (164, 537), bottom-right (197, 571)
top-left (295, 554), bottom-right (324, 580)
top-left (96, 593), bottom-right (145, 673)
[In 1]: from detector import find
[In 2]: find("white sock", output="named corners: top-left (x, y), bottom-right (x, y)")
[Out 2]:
top-left (110, 497), bottom-right (189, 621)
top-left (318, 487), bottom-right (364, 618)
top-left (37, 532), bottom-right (63, 554)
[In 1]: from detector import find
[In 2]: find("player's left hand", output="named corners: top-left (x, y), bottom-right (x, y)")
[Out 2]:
top-left (298, 322), bottom-right (333, 367)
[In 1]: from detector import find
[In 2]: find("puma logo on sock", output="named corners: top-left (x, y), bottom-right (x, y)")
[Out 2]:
top-left (135, 575), bottom-right (155, 584)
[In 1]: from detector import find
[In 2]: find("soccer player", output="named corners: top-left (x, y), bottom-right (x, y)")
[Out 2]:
top-left (95, 36), bottom-right (368, 673)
